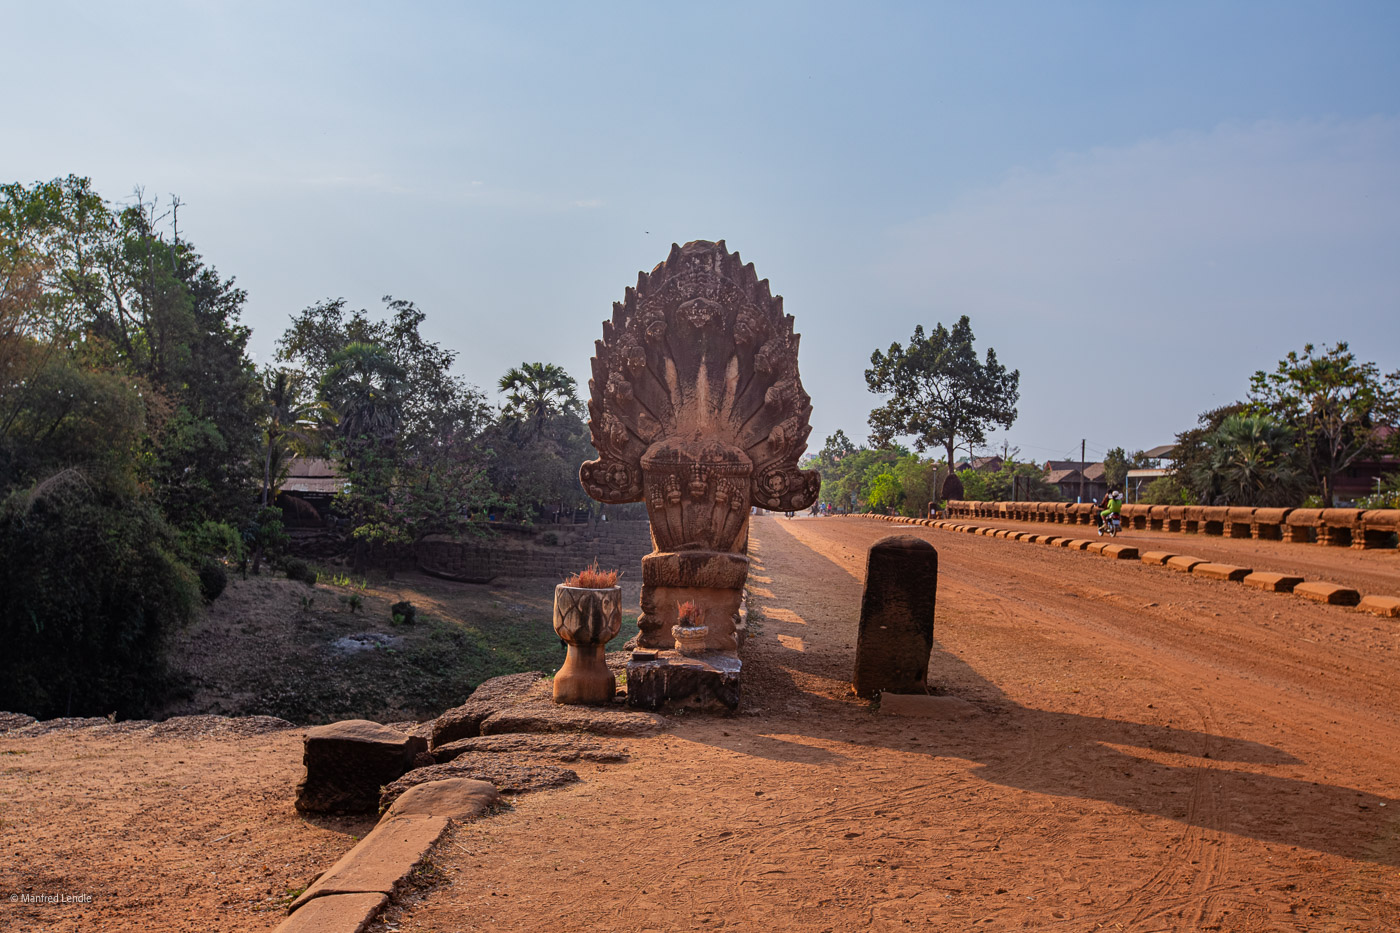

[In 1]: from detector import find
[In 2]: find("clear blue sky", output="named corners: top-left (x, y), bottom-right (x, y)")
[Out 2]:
top-left (8, 1), bottom-right (1399, 466)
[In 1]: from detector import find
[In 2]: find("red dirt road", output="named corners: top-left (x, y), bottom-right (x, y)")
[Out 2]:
top-left (377, 514), bottom-right (1400, 932)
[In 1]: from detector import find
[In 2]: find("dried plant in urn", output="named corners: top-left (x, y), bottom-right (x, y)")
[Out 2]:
top-left (552, 562), bottom-right (622, 704)
top-left (671, 600), bottom-right (709, 657)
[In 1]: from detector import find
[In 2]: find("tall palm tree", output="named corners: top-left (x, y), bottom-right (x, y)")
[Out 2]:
top-left (259, 367), bottom-right (326, 506)
top-left (497, 362), bottom-right (578, 439)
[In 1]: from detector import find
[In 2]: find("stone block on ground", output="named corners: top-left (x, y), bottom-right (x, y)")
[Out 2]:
top-left (1066, 539), bottom-right (1092, 550)
top-left (1139, 551), bottom-right (1176, 566)
top-left (380, 759), bottom-right (577, 810)
top-left (1293, 581), bottom-right (1361, 606)
top-left (625, 652), bottom-right (741, 711)
top-left (432, 733), bottom-right (629, 765)
top-left (1243, 572), bottom-right (1303, 592)
top-left (1166, 556), bottom-right (1206, 573)
top-left (480, 701), bottom-right (668, 736)
top-left (1192, 563), bottom-right (1252, 582)
top-left (1101, 544), bottom-right (1138, 560)
top-left (275, 892), bottom-right (387, 933)
top-left (382, 777), bottom-right (500, 820)
top-left (852, 536), bottom-right (938, 698)
top-left (430, 672), bottom-right (547, 748)
top-left (1358, 595), bottom-right (1400, 618)
top-left (289, 814), bottom-right (451, 912)
top-left (1086, 541), bottom-right (1108, 553)
top-left (295, 720), bottom-right (429, 814)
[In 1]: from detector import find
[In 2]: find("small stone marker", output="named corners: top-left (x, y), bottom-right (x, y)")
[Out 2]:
top-left (853, 536), bottom-right (938, 699)
top-left (1192, 563), bottom-right (1252, 582)
top-left (1139, 551), bottom-right (1176, 566)
top-left (1166, 555), bottom-right (1206, 573)
top-left (1243, 572), bottom-right (1304, 592)
top-left (1294, 581), bottom-right (1362, 606)
top-left (1358, 595), bottom-right (1400, 618)
top-left (1101, 544), bottom-right (1139, 560)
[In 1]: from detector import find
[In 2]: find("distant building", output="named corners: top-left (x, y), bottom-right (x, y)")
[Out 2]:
top-left (1044, 460), bottom-right (1107, 502)
top-left (954, 456), bottom-right (1004, 473)
top-left (275, 457), bottom-right (345, 527)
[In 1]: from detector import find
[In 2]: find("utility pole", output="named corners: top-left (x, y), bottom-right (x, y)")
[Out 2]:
top-left (1079, 438), bottom-right (1086, 504)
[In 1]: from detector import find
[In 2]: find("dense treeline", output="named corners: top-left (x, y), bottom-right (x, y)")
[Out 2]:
top-left (0, 177), bottom-right (593, 718)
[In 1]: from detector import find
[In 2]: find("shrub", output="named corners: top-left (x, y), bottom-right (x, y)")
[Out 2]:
top-left (198, 559), bottom-right (228, 602)
top-left (0, 480), bottom-right (198, 719)
top-left (390, 600), bottom-right (417, 625)
top-left (284, 558), bottom-right (316, 585)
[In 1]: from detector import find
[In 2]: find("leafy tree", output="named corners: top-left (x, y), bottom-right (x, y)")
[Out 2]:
top-left (956, 461), bottom-right (1062, 501)
top-left (865, 315), bottom-right (1020, 467)
top-left (482, 363), bottom-right (593, 521)
top-left (1103, 447), bottom-right (1158, 491)
top-left (1190, 413), bottom-right (1305, 507)
top-left (867, 471), bottom-right (903, 511)
top-left (1249, 342), bottom-right (1400, 506)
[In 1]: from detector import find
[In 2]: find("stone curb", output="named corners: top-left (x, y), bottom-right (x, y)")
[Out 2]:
top-left (1243, 572), bottom-right (1303, 593)
top-left (1293, 581), bottom-right (1362, 606)
top-left (847, 514), bottom-right (1396, 618)
top-left (1192, 563), bottom-right (1253, 582)
top-left (280, 778), bottom-right (500, 930)
top-left (1358, 595), bottom-right (1400, 617)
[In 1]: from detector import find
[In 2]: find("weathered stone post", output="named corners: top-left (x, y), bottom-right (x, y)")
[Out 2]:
top-left (852, 536), bottom-right (938, 698)
top-left (580, 240), bottom-right (820, 709)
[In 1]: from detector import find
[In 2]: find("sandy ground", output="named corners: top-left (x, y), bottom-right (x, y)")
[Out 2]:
top-left (375, 514), bottom-right (1400, 932)
top-left (2, 513), bottom-right (1398, 932)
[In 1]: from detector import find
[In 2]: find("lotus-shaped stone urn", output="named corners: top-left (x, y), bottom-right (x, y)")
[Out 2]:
top-left (552, 581), bottom-right (622, 705)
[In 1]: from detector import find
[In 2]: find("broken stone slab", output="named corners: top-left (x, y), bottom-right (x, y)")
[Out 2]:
top-left (432, 733), bottom-right (629, 765)
top-left (625, 652), bottom-right (742, 712)
top-left (289, 814), bottom-right (449, 913)
top-left (380, 759), bottom-right (578, 810)
top-left (430, 672), bottom-right (548, 748)
top-left (1358, 595), bottom-right (1400, 618)
top-left (274, 892), bottom-right (387, 933)
top-left (878, 693), bottom-right (978, 719)
top-left (1293, 581), bottom-right (1361, 606)
top-left (1101, 544), bottom-right (1139, 560)
top-left (295, 720), bottom-right (429, 814)
top-left (1192, 563), bottom-right (1253, 582)
top-left (480, 702), bottom-right (669, 736)
top-left (1139, 551), bottom-right (1177, 566)
top-left (1243, 572), bottom-right (1304, 592)
top-left (853, 536), bottom-right (938, 699)
top-left (1166, 556), bottom-right (1207, 573)
top-left (381, 777), bottom-right (500, 820)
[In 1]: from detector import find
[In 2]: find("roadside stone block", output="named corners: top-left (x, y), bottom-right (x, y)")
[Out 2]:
top-left (1192, 563), bottom-right (1252, 582)
top-left (1293, 581), bottom-right (1361, 606)
top-left (1166, 556), bottom-right (1206, 573)
top-left (295, 720), bottom-right (428, 814)
top-left (853, 536), bottom-right (938, 699)
top-left (1065, 539), bottom-right (1092, 550)
top-left (1101, 544), bottom-right (1139, 560)
top-left (275, 893), bottom-right (387, 933)
top-left (1139, 551), bottom-right (1176, 566)
top-left (1358, 595), bottom-right (1400, 618)
top-left (1243, 572), bottom-right (1304, 592)
top-left (289, 814), bottom-right (451, 913)
top-left (1086, 541), bottom-right (1108, 553)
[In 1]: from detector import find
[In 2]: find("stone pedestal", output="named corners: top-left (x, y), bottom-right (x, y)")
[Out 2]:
top-left (626, 650), bottom-right (741, 711)
top-left (637, 551), bottom-right (749, 653)
top-left (552, 585), bottom-right (622, 705)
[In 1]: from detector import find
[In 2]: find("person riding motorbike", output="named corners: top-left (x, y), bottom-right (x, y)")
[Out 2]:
top-left (1097, 490), bottom-right (1124, 535)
